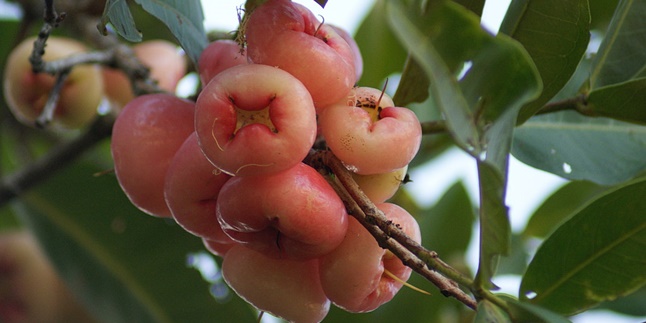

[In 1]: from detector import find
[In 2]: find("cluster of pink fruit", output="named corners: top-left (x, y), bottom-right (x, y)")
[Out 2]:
top-left (111, 0), bottom-right (423, 322)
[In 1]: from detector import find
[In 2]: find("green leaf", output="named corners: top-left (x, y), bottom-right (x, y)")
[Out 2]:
top-left (393, 56), bottom-right (429, 106)
top-left (496, 233), bottom-right (529, 275)
top-left (523, 180), bottom-right (608, 239)
top-left (418, 181), bottom-right (476, 258)
top-left (512, 111), bottom-right (646, 185)
top-left (386, 1), bottom-right (481, 154)
top-left (502, 296), bottom-right (572, 323)
top-left (586, 77), bottom-right (646, 124)
top-left (387, 0), bottom-right (541, 290)
top-left (102, 0), bottom-right (143, 42)
top-left (475, 161), bottom-right (510, 289)
top-left (500, 0), bottom-right (591, 123)
top-left (474, 300), bottom-right (511, 323)
top-left (520, 178), bottom-right (646, 315)
top-left (134, 0), bottom-right (207, 65)
top-left (102, 0), bottom-right (208, 65)
top-left (354, 0), bottom-right (408, 89)
top-left (589, 0), bottom-right (620, 31)
top-left (597, 285), bottom-right (646, 317)
top-left (452, 0), bottom-right (485, 17)
top-left (12, 161), bottom-right (256, 322)
top-left (0, 206), bottom-right (21, 231)
top-left (589, 0), bottom-right (646, 89)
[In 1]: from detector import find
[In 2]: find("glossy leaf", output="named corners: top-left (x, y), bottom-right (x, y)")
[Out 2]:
top-left (354, 0), bottom-right (408, 89)
top-left (587, 77), bottom-right (646, 124)
top-left (134, 0), bottom-right (207, 65)
top-left (102, 0), bottom-right (143, 42)
top-left (388, 0), bottom-right (541, 290)
top-left (418, 181), bottom-right (475, 258)
top-left (589, 0), bottom-right (620, 31)
top-left (589, 0), bottom-right (646, 89)
top-left (598, 286), bottom-right (646, 317)
top-left (500, 0), bottom-right (590, 123)
top-left (523, 181), bottom-right (607, 239)
top-left (496, 234), bottom-right (529, 275)
top-left (520, 178), bottom-right (646, 315)
top-left (12, 161), bottom-right (256, 322)
top-left (474, 300), bottom-right (511, 323)
top-left (386, 1), bottom-right (481, 154)
top-left (512, 111), bottom-right (646, 185)
top-left (475, 161), bottom-right (510, 289)
top-left (452, 0), bottom-right (485, 17)
top-left (393, 56), bottom-right (429, 106)
top-left (102, 0), bottom-right (207, 64)
top-left (502, 296), bottom-right (572, 323)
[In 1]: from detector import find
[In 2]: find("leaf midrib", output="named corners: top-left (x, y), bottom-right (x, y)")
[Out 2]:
top-left (533, 221), bottom-right (646, 302)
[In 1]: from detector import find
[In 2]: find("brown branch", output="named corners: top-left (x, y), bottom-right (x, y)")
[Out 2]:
top-left (535, 94), bottom-right (593, 117)
top-left (308, 150), bottom-right (478, 310)
top-left (421, 120), bottom-right (447, 135)
top-left (35, 69), bottom-right (70, 128)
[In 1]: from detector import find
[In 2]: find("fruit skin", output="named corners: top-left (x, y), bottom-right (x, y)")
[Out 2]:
top-left (245, 0), bottom-right (355, 109)
top-left (194, 63), bottom-right (316, 177)
top-left (202, 237), bottom-right (236, 258)
top-left (352, 165), bottom-right (408, 203)
top-left (111, 93), bottom-right (195, 217)
top-left (0, 231), bottom-right (97, 323)
top-left (103, 40), bottom-right (186, 108)
top-left (222, 245), bottom-right (330, 323)
top-left (319, 87), bottom-right (422, 175)
top-left (197, 39), bottom-right (247, 86)
top-left (216, 162), bottom-right (348, 260)
top-left (3, 36), bottom-right (103, 129)
top-left (164, 132), bottom-right (233, 242)
top-left (329, 25), bottom-right (363, 83)
top-left (319, 203), bottom-right (421, 313)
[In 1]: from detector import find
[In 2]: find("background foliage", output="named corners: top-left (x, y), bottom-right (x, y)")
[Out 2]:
top-left (1, 0), bottom-right (645, 322)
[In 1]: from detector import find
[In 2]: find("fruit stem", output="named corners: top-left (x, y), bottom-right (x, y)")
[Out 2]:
top-left (35, 69), bottom-right (70, 128)
top-left (309, 150), bottom-right (478, 310)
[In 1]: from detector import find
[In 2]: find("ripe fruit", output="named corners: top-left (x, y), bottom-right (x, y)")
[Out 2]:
top-left (319, 87), bottom-right (422, 175)
top-left (197, 39), bottom-right (247, 86)
top-left (245, 0), bottom-right (355, 108)
top-left (103, 40), bottom-right (187, 108)
top-left (352, 166), bottom-right (408, 203)
top-left (202, 237), bottom-right (236, 257)
top-left (164, 132), bottom-right (232, 240)
top-left (222, 245), bottom-right (330, 323)
top-left (329, 25), bottom-right (363, 83)
top-left (194, 63), bottom-right (316, 177)
top-left (0, 231), bottom-right (96, 323)
top-left (319, 203), bottom-right (421, 313)
top-left (111, 93), bottom-right (195, 217)
top-left (3, 36), bottom-right (103, 129)
top-left (216, 163), bottom-right (348, 260)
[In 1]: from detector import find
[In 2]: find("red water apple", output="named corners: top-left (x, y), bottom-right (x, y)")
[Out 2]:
top-left (3, 36), bottom-right (103, 129)
top-left (197, 39), bottom-right (247, 86)
top-left (194, 63), bottom-right (316, 177)
top-left (245, 0), bottom-right (355, 108)
top-left (216, 163), bottom-right (348, 260)
top-left (319, 87), bottom-right (422, 175)
top-left (222, 245), bottom-right (330, 323)
top-left (164, 132), bottom-right (233, 240)
top-left (319, 203), bottom-right (421, 313)
top-left (111, 93), bottom-right (195, 217)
